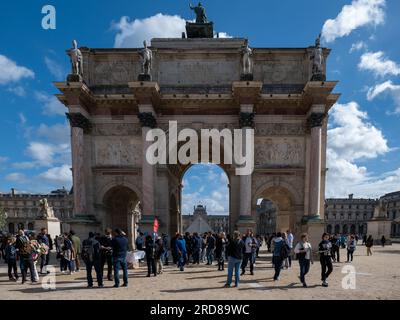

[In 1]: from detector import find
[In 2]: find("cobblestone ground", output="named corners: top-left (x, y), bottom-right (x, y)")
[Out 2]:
top-left (1, 244), bottom-right (399, 300)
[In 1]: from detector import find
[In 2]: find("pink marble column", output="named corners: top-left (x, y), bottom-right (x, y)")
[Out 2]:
top-left (67, 113), bottom-right (90, 216)
top-left (308, 112), bottom-right (325, 216)
top-left (141, 126), bottom-right (155, 216)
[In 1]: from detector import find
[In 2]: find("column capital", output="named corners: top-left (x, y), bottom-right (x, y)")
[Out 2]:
top-left (66, 112), bottom-right (92, 132)
top-left (239, 112), bottom-right (255, 128)
top-left (307, 112), bottom-right (326, 128)
top-left (138, 112), bottom-right (157, 128)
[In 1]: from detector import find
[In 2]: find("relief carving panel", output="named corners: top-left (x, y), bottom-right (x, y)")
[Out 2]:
top-left (92, 123), bottom-right (141, 136)
top-left (255, 137), bottom-right (304, 166)
top-left (94, 137), bottom-right (142, 166)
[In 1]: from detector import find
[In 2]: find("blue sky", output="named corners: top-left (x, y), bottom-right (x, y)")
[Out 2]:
top-left (0, 0), bottom-right (399, 214)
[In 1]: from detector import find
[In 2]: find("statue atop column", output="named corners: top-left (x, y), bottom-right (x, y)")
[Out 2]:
top-left (138, 40), bottom-right (153, 81)
top-left (67, 40), bottom-right (83, 82)
top-left (39, 198), bottom-right (55, 219)
top-left (186, 2), bottom-right (214, 38)
top-left (240, 40), bottom-right (254, 81)
top-left (190, 2), bottom-right (207, 23)
top-left (310, 34), bottom-right (326, 81)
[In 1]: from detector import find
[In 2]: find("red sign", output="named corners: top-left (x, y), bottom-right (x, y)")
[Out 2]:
top-left (153, 217), bottom-right (159, 233)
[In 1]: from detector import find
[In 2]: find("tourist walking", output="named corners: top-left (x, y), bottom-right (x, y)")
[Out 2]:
top-left (171, 232), bottom-right (179, 265)
top-left (155, 236), bottom-right (164, 274)
top-left (175, 233), bottom-right (187, 271)
top-left (366, 235), bottom-right (374, 256)
top-left (16, 229), bottom-right (36, 284)
top-left (111, 228), bottom-right (129, 288)
top-left (201, 234), bottom-right (207, 262)
top-left (81, 232), bottom-right (103, 288)
top-left (319, 233), bottom-right (333, 287)
top-left (161, 233), bottom-right (170, 265)
top-left (60, 232), bottom-right (73, 274)
top-left (99, 228), bottom-right (113, 281)
top-left (286, 229), bottom-right (294, 268)
top-left (271, 232), bottom-right (288, 281)
top-left (37, 228), bottom-right (50, 274)
top-left (4, 236), bottom-right (19, 281)
top-left (331, 234), bottom-right (340, 262)
top-left (346, 235), bottom-right (357, 262)
top-left (294, 233), bottom-right (313, 287)
top-left (70, 230), bottom-right (81, 272)
top-left (145, 235), bottom-right (157, 277)
top-left (381, 236), bottom-right (386, 247)
top-left (362, 235), bottom-right (367, 246)
top-left (215, 232), bottom-right (227, 271)
top-left (224, 231), bottom-right (244, 288)
top-left (206, 232), bottom-right (216, 265)
top-left (191, 232), bottom-right (202, 264)
top-left (241, 229), bottom-right (257, 275)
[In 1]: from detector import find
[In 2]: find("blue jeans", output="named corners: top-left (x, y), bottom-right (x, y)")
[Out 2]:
top-left (178, 253), bottom-right (186, 271)
top-left (299, 258), bottom-right (310, 283)
top-left (226, 257), bottom-right (242, 287)
top-left (206, 248), bottom-right (214, 264)
top-left (85, 260), bottom-right (103, 287)
top-left (113, 257), bottom-right (128, 286)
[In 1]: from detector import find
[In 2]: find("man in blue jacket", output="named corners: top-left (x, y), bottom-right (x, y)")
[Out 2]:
top-left (175, 234), bottom-right (187, 271)
top-left (111, 228), bottom-right (129, 288)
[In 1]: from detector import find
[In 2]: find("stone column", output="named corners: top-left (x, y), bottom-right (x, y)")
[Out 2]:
top-left (307, 111), bottom-right (326, 217)
top-left (138, 108), bottom-right (157, 233)
top-left (66, 113), bottom-right (91, 217)
top-left (236, 107), bottom-right (256, 233)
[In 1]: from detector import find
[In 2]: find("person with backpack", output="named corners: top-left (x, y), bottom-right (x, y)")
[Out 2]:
top-left (81, 232), bottom-right (102, 288)
top-left (144, 235), bottom-right (157, 277)
top-left (330, 234), bottom-right (340, 262)
top-left (99, 228), bottom-right (113, 281)
top-left (4, 236), bottom-right (19, 281)
top-left (346, 235), bottom-right (357, 263)
top-left (318, 233), bottom-right (333, 287)
top-left (294, 233), bottom-right (313, 287)
top-left (241, 229), bottom-right (257, 276)
top-left (112, 228), bottom-right (129, 287)
top-left (271, 232), bottom-right (288, 281)
top-left (366, 235), bottom-right (374, 256)
top-left (16, 229), bottom-right (36, 284)
top-left (224, 230), bottom-right (245, 288)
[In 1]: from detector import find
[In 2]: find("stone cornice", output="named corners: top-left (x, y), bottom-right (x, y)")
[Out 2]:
top-left (66, 112), bottom-right (92, 132)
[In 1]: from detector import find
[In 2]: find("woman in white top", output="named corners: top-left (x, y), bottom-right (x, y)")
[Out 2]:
top-left (294, 233), bottom-right (313, 287)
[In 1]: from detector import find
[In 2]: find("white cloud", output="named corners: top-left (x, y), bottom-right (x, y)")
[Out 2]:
top-left (37, 122), bottom-right (70, 144)
top-left (349, 41), bottom-right (367, 53)
top-left (5, 173), bottom-right (28, 183)
top-left (18, 113), bottom-right (27, 125)
top-left (26, 141), bottom-right (70, 167)
top-left (326, 101), bottom-right (397, 198)
top-left (358, 51), bottom-right (400, 77)
top-left (0, 54), bottom-right (34, 84)
top-left (321, 0), bottom-right (386, 43)
top-left (35, 91), bottom-right (66, 116)
top-left (112, 13), bottom-right (186, 48)
top-left (7, 86), bottom-right (26, 97)
top-left (367, 80), bottom-right (400, 113)
top-left (38, 165), bottom-right (72, 185)
top-left (44, 56), bottom-right (65, 79)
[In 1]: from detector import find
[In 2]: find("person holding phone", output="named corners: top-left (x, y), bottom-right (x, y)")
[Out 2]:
top-left (294, 233), bottom-right (313, 287)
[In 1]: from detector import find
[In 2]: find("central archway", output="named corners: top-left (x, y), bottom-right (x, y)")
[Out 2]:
top-left (103, 186), bottom-right (140, 248)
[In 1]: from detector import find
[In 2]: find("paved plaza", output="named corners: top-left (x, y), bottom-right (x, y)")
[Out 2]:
top-left (1, 243), bottom-right (399, 300)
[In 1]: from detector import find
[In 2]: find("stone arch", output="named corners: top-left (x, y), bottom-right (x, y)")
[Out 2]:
top-left (253, 179), bottom-right (302, 207)
top-left (98, 180), bottom-right (142, 205)
top-left (253, 185), bottom-right (297, 234)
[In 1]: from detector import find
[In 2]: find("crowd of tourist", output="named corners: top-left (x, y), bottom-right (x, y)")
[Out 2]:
top-left (0, 226), bottom-right (386, 289)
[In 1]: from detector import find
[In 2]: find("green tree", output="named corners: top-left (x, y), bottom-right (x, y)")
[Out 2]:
top-left (0, 206), bottom-right (6, 231)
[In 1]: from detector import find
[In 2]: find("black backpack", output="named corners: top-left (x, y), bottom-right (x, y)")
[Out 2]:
top-left (280, 242), bottom-right (290, 259)
top-left (81, 239), bottom-right (95, 263)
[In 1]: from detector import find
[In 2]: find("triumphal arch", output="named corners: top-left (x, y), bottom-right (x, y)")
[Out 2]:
top-left (55, 11), bottom-right (339, 248)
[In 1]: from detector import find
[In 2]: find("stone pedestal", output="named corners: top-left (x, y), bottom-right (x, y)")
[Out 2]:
top-left (35, 218), bottom-right (61, 241)
top-left (235, 215), bottom-right (256, 234)
top-left (186, 22), bottom-right (214, 38)
top-left (138, 74), bottom-right (151, 81)
top-left (368, 219), bottom-right (392, 245)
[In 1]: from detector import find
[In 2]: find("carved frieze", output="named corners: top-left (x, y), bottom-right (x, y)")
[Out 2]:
top-left (255, 123), bottom-right (306, 136)
top-left (94, 137), bottom-right (142, 166)
top-left (92, 123), bottom-right (141, 136)
top-left (254, 138), bottom-right (304, 166)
